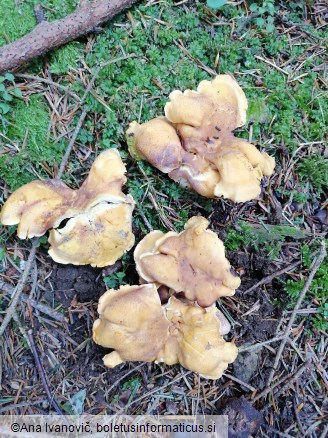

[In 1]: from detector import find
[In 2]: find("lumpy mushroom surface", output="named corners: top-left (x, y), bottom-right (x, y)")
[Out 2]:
top-left (127, 75), bottom-right (275, 202)
top-left (93, 284), bottom-right (170, 366)
top-left (93, 284), bottom-right (238, 379)
top-left (0, 149), bottom-right (135, 267)
top-left (134, 216), bottom-right (241, 307)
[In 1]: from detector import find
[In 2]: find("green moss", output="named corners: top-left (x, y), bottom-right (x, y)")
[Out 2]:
top-left (41, 0), bottom-right (79, 20)
top-left (0, 0), bottom-right (36, 47)
top-left (285, 242), bottom-right (328, 331)
top-left (0, 95), bottom-right (65, 190)
top-left (226, 221), bottom-right (307, 260)
top-left (0, 0), bottom-right (79, 48)
top-left (0, 0), bottom-right (326, 236)
top-left (8, 95), bottom-right (50, 149)
top-left (49, 42), bottom-right (84, 75)
top-left (297, 154), bottom-right (328, 193)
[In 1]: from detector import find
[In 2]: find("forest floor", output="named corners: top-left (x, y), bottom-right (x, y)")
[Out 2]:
top-left (0, 0), bottom-right (327, 436)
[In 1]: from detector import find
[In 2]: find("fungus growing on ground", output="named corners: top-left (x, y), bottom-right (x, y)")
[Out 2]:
top-left (93, 283), bottom-right (237, 379)
top-left (0, 149), bottom-right (135, 267)
top-left (127, 75), bottom-right (275, 202)
top-left (134, 216), bottom-right (240, 307)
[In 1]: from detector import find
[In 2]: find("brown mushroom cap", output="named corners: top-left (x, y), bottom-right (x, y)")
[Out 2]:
top-left (92, 284), bottom-right (237, 379)
top-left (127, 75), bottom-right (275, 202)
top-left (134, 216), bottom-right (240, 307)
top-left (127, 117), bottom-right (183, 174)
top-left (0, 149), bottom-right (135, 267)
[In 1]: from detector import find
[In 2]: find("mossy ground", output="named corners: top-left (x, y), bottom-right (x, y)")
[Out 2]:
top-left (0, 0), bottom-right (327, 432)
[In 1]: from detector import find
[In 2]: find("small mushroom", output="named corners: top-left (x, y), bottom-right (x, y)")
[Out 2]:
top-left (93, 284), bottom-right (237, 379)
top-left (127, 75), bottom-right (275, 202)
top-left (134, 216), bottom-right (241, 307)
top-left (0, 149), bottom-right (135, 267)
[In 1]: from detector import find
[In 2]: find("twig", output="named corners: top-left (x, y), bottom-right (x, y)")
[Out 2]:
top-left (27, 330), bottom-right (64, 415)
top-left (56, 54), bottom-right (136, 178)
top-left (223, 372), bottom-right (256, 392)
top-left (238, 334), bottom-right (287, 352)
top-left (137, 208), bottom-right (153, 231)
top-left (253, 360), bottom-right (312, 403)
top-left (243, 260), bottom-right (302, 294)
top-left (273, 361), bottom-right (314, 399)
top-left (0, 239), bottom-right (38, 337)
top-left (0, 399), bottom-right (49, 414)
top-left (293, 397), bottom-right (306, 436)
top-left (0, 279), bottom-right (67, 323)
top-left (57, 109), bottom-right (87, 178)
top-left (174, 40), bottom-right (217, 76)
top-left (266, 241), bottom-right (326, 386)
top-left (14, 73), bottom-right (81, 101)
top-left (115, 371), bottom-right (192, 414)
top-left (254, 55), bottom-right (289, 76)
top-left (305, 420), bottom-right (324, 436)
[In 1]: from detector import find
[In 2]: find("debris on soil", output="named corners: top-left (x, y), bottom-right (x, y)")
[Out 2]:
top-left (218, 397), bottom-right (263, 438)
top-left (233, 350), bottom-right (261, 384)
top-left (51, 264), bottom-right (104, 305)
top-left (0, 1), bottom-right (327, 436)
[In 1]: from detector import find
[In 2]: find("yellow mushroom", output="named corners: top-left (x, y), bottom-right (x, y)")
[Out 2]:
top-left (93, 284), bottom-right (238, 379)
top-left (0, 149), bottom-right (135, 267)
top-left (93, 284), bottom-right (170, 367)
top-left (161, 297), bottom-right (238, 379)
top-left (127, 75), bottom-right (275, 202)
top-left (134, 216), bottom-right (240, 307)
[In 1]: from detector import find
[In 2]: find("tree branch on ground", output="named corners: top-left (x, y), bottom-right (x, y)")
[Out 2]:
top-left (0, 0), bottom-right (139, 73)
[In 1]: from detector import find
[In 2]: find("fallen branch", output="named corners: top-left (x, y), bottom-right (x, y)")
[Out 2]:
top-left (0, 0), bottom-right (139, 73)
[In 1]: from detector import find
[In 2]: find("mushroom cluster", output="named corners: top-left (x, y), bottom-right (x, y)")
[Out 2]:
top-left (93, 284), bottom-right (238, 379)
top-left (0, 149), bottom-right (135, 267)
top-left (127, 75), bottom-right (275, 202)
top-left (134, 216), bottom-right (241, 307)
top-left (93, 216), bottom-right (240, 379)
